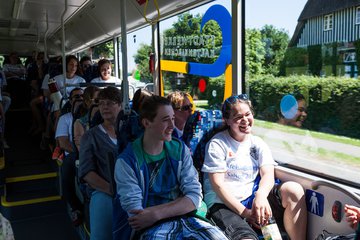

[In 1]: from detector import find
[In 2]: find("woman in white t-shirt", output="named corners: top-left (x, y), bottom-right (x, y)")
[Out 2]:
top-left (202, 94), bottom-right (307, 240)
top-left (42, 55), bottom-right (86, 100)
top-left (90, 59), bottom-right (121, 85)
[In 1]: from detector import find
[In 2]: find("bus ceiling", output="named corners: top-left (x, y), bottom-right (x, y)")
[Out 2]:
top-left (0, 0), bottom-right (213, 56)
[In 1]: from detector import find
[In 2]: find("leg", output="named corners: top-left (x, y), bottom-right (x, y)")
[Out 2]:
top-left (89, 191), bottom-right (113, 240)
top-left (209, 204), bottom-right (259, 240)
top-left (279, 181), bottom-right (307, 240)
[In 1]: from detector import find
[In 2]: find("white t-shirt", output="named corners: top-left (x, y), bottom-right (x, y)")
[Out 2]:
top-left (55, 112), bottom-right (73, 155)
top-left (202, 130), bottom-right (276, 208)
top-left (90, 76), bottom-right (121, 84)
top-left (42, 74), bottom-right (85, 96)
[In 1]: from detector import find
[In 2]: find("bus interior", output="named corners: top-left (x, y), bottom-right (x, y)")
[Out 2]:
top-left (0, 0), bottom-right (359, 239)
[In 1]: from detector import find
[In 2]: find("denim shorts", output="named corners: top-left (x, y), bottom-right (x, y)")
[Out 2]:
top-left (208, 184), bottom-right (286, 240)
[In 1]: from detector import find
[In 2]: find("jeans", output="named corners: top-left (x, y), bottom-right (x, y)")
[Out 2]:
top-left (90, 190), bottom-right (113, 240)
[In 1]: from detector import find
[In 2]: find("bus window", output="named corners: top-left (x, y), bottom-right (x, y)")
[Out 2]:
top-left (125, 25), bottom-right (152, 95)
top-left (159, 0), bottom-right (230, 109)
top-left (245, 0), bottom-right (360, 186)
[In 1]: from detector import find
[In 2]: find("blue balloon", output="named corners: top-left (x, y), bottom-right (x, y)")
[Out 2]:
top-left (280, 95), bottom-right (298, 119)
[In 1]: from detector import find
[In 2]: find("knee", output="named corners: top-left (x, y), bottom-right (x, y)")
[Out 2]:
top-left (280, 181), bottom-right (305, 205)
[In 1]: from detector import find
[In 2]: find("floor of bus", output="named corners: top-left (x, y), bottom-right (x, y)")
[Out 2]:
top-left (0, 94), bottom-right (80, 240)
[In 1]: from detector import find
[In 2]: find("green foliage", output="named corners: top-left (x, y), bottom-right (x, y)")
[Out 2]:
top-left (92, 41), bottom-right (114, 59)
top-left (248, 75), bottom-right (360, 138)
top-left (245, 29), bottom-right (265, 76)
top-left (308, 45), bottom-right (323, 76)
top-left (355, 39), bottom-right (360, 77)
top-left (260, 25), bottom-right (289, 76)
top-left (133, 43), bottom-right (152, 82)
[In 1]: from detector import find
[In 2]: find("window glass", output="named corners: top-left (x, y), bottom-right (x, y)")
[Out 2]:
top-left (246, 0), bottom-right (360, 185)
top-left (125, 26), bottom-right (152, 97)
top-left (159, 0), bottom-right (230, 110)
top-left (324, 14), bottom-right (333, 31)
top-left (356, 7), bottom-right (360, 24)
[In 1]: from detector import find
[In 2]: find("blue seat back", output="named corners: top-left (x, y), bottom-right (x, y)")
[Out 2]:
top-left (182, 110), bottom-right (224, 176)
top-left (115, 109), bottom-right (143, 155)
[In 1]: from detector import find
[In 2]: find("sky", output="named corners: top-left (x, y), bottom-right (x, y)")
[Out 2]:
top-left (126, 0), bottom-right (308, 72)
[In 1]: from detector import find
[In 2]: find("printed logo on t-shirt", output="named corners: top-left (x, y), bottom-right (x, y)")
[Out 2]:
top-left (228, 151), bottom-right (234, 157)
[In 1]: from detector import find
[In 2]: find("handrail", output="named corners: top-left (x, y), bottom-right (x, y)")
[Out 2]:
top-left (61, 0), bottom-right (68, 99)
top-left (312, 180), bottom-right (360, 205)
top-left (120, 0), bottom-right (130, 115)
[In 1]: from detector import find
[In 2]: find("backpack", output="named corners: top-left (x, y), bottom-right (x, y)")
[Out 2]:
top-left (182, 110), bottom-right (224, 179)
top-left (115, 109), bottom-right (144, 154)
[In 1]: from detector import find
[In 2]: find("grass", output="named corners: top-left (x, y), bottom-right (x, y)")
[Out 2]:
top-left (256, 119), bottom-right (360, 147)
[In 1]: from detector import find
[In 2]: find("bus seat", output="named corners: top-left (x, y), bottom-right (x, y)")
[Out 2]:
top-left (182, 109), bottom-right (224, 180)
top-left (115, 109), bottom-right (143, 155)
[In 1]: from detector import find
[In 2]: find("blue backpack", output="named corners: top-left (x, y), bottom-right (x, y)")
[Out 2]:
top-left (182, 110), bottom-right (224, 180)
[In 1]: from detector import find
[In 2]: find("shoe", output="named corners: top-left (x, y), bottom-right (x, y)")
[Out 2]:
top-left (70, 210), bottom-right (83, 227)
top-left (52, 146), bottom-right (62, 160)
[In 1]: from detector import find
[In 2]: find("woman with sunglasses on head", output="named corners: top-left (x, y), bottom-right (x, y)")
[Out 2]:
top-left (79, 86), bottom-right (122, 240)
top-left (202, 94), bottom-right (307, 240)
top-left (167, 90), bottom-right (194, 139)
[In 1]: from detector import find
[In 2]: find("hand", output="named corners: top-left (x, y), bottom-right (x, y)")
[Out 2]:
top-left (252, 192), bottom-right (272, 226)
top-left (128, 209), bottom-right (159, 231)
top-left (242, 208), bottom-right (260, 229)
top-left (344, 204), bottom-right (360, 230)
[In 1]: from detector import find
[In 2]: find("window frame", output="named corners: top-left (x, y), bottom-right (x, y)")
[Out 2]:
top-left (356, 7), bottom-right (360, 25)
top-left (324, 14), bottom-right (333, 31)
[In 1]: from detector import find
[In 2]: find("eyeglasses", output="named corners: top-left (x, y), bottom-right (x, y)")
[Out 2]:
top-left (98, 100), bottom-right (118, 107)
top-left (176, 103), bottom-right (193, 112)
top-left (225, 94), bottom-right (249, 104)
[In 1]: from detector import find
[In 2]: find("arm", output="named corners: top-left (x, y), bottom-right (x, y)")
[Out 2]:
top-left (252, 165), bottom-right (275, 225)
top-left (73, 120), bottom-right (84, 151)
top-left (344, 204), bottom-right (360, 230)
top-left (83, 171), bottom-right (111, 195)
top-left (127, 144), bottom-right (199, 230)
top-left (128, 196), bottom-right (195, 230)
top-left (57, 136), bottom-right (74, 153)
top-left (209, 172), bottom-right (254, 221)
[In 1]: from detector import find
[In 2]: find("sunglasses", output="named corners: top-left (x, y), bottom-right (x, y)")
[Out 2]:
top-left (225, 94), bottom-right (249, 104)
top-left (176, 103), bottom-right (193, 112)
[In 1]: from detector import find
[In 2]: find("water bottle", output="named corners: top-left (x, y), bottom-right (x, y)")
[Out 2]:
top-left (261, 216), bottom-right (282, 240)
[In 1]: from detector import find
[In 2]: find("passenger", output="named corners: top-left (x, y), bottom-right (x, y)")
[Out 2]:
top-left (166, 90), bottom-right (194, 139)
top-left (55, 87), bottom-right (84, 226)
top-left (73, 85), bottom-right (100, 151)
top-left (79, 86), bottom-right (122, 240)
top-left (27, 52), bottom-right (47, 98)
top-left (115, 95), bottom-right (227, 239)
top-left (131, 88), bottom-right (152, 113)
top-left (202, 94), bottom-right (307, 240)
top-left (344, 204), bottom-right (360, 230)
top-left (42, 55), bottom-right (85, 99)
top-left (278, 93), bottom-right (307, 128)
top-left (3, 52), bottom-right (26, 80)
top-left (79, 55), bottom-right (93, 82)
top-left (28, 52), bottom-right (48, 135)
top-left (90, 59), bottom-right (121, 85)
top-left (0, 69), bottom-right (10, 148)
